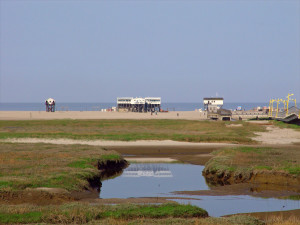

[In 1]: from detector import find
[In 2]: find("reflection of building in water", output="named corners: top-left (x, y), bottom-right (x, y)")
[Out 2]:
top-left (123, 164), bottom-right (173, 178)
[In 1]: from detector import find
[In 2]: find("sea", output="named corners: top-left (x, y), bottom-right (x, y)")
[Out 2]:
top-left (0, 102), bottom-right (267, 111)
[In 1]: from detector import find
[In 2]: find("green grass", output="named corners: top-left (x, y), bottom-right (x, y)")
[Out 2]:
top-left (0, 202), bottom-right (281, 225)
top-left (0, 211), bottom-right (42, 223)
top-left (67, 160), bottom-right (95, 169)
top-left (0, 119), bottom-right (266, 143)
top-left (0, 181), bottom-right (13, 188)
top-left (100, 204), bottom-right (208, 219)
top-left (100, 154), bottom-right (121, 161)
top-left (0, 203), bottom-right (267, 225)
top-left (204, 146), bottom-right (300, 180)
top-left (285, 166), bottom-right (300, 175)
top-left (0, 203), bottom-right (208, 224)
top-left (0, 142), bottom-right (125, 192)
top-left (254, 165), bottom-right (272, 170)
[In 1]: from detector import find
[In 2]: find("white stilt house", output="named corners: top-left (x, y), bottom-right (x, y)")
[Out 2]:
top-left (117, 97), bottom-right (161, 112)
top-left (45, 98), bottom-right (56, 112)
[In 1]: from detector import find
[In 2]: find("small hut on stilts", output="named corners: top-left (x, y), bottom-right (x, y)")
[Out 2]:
top-left (45, 98), bottom-right (56, 112)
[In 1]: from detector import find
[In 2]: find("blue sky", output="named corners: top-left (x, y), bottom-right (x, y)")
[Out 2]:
top-left (1, 0), bottom-right (299, 103)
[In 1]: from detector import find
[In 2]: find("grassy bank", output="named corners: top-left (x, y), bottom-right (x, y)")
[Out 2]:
top-left (0, 203), bottom-right (208, 224)
top-left (0, 119), bottom-right (266, 143)
top-left (203, 146), bottom-right (300, 185)
top-left (0, 142), bottom-right (124, 192)
top-left (0, 202), bottom-right (269, 225)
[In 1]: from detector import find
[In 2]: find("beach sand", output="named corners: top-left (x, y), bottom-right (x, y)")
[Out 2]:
top-left (0, 111), bottom-right (207, 120)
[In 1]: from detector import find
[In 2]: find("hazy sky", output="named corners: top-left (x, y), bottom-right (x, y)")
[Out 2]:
top-left (1, 0), bottom-right (299, 103)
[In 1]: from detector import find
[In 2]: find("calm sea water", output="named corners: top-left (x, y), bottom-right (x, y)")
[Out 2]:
top-left (0, 102), bottom-right (267, 111)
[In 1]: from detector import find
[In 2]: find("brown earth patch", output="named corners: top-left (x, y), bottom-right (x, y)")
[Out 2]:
top-left (240, 209), bottom-right (300, 221)
top-left (203, 170), bottom-right (300, 192)
top-left (173, 183), bottom-right (300, 198)
top-left (0, 190), bottom-right (74, 205)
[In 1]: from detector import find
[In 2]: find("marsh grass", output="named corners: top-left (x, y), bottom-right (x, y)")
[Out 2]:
top-left (205, 146), bottom-right (300, 176)
top-left (0, 142), bottom-right (122, 191)
top-left (264, 215), bottom-right (300, 225)
top-left (0, 203), bottom-right (271, 225)
top-left (1, 202), bottom-right (296, 225)
top-left (0, 203), bottom-right (208, 224)
top-left (0, 119), bottom-right (265, 143)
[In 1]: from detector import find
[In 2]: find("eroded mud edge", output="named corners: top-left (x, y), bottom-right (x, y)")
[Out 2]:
top-left (202, 169), bottom-right (300, 193)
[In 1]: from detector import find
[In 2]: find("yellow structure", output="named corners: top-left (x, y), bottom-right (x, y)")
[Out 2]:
top-left (269, 93), bottom-right (298, 118)
top-left (275, 99), bottom-right (285, 118)
top-left (268, 99), bottom-right (276, 117)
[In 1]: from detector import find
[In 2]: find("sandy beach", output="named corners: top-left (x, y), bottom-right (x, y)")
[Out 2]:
top-left (0, 111), bottom-right (207, 120)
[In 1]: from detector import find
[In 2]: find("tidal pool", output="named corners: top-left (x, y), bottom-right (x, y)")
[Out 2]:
top-left (100, 163), bottom-right (300, 217)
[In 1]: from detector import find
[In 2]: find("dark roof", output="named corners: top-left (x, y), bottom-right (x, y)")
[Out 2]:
top-left (276, 114), bottom-right (299, 123)
top-left (203, 97), bottom-right (224, 100)
top-left (217, 108), bottom-right (232, 116)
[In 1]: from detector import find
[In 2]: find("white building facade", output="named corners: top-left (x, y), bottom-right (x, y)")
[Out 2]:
top-left (117, 97), bottom-right (161, 112)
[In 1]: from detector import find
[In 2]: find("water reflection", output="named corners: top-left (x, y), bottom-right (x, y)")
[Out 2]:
top-left (123, 164), bottom-right (173, 178)
top-left (100, 163), bottom-right (300, 217)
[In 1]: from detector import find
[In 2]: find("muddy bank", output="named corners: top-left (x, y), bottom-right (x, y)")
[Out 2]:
top-left (203, 168), bottom-right (300, 190)
top-left (173, 183), bottom-right (300, 199)
top-left (0, 189), bottom-right (74, 205)
top-left (241, 209), bottom-right (300, 221)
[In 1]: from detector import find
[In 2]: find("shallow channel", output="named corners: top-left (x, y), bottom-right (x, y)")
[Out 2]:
top-left (100, 163), bottom-right (300, 217)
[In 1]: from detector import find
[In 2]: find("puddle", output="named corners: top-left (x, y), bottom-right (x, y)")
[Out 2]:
top-left (100, 163), bottom-right (300, 217)
top-left (100, 164), bottom-right (208, 199)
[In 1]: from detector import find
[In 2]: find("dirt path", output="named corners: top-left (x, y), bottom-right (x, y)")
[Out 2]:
top-left (2, 138), bottom-right (237, 147)
top-left (252, 125), bottom-right (300, 145)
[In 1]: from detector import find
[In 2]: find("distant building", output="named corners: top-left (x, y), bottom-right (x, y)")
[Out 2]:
top-left (203, 97), bottom-right (231, 120)
top-left (203, 97), bottom-right (224, 113)
top-left (117, 97), bottom-right (161, 112)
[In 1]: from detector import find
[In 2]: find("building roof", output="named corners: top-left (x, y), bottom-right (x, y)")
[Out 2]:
top-left (203, 97), bottom-right (224, 100)
top-left (217, 108), bottom-right (232, 116)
